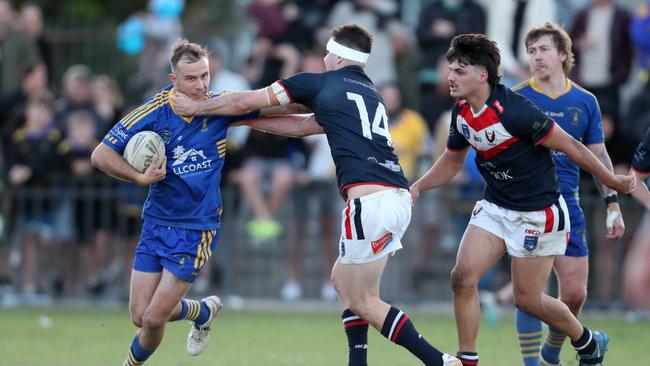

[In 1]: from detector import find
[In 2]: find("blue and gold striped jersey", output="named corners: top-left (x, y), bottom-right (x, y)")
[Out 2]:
top-left (514, 78), bottom-right (604, 200)
top-left (103, 85), bottom-right (259, 230)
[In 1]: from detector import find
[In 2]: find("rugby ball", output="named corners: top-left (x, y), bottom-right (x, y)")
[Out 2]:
top-left (123, 131), bottom-right (165, 173)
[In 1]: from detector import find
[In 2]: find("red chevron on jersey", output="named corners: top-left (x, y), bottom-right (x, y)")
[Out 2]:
top-left (455, 106), bottom-right (520, 159)
top-left (458, 104), bottom-right (501, 131)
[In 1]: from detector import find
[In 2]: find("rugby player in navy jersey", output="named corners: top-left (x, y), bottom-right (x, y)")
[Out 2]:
top-left (510, 23), bottom-right (626, 366)
top-left (91, 39), bottom-right (309, 366)
top-left (630, 128), bottom-right (650, 208)
top-left (173, 24), bottom-right (461, 366)
top-left (409, 34), bottom-right (635, 366)
top-left (621, 127), bottom-right (650, 322)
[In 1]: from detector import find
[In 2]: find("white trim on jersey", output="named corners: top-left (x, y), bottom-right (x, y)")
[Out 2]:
top-left (326, 38), bottom-right (369, 64)
top-left (271, 81), bottom-right (291, 106)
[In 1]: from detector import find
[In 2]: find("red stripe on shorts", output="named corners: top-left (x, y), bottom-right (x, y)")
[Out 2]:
top-left (544, 206), bottom-right (554, 233)
top-left (344, 200), bottom-right (352, 239)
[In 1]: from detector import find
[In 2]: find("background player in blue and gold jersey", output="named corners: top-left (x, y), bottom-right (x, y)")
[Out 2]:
top-left (172, 24), bottom-right (461, 366)
top-left (92, 39), bottom-right (265, 365)
top-left (511, 23), bottom-right (625, 366)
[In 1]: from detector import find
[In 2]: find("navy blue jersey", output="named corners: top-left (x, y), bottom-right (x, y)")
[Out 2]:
top-left (515, 78), bottom-right (604, 202)
top-left (447, 84), bottom-right (559, 211)
top-left (103, 85), bottom-right (259, 230)
top-left (273, 66), bottom-right (408, 197)
top-left (632, 127), bottom-right (650, 174)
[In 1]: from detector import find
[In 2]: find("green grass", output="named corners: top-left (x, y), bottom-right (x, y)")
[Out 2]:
top-left (0, 308), bottom-right (646, 365)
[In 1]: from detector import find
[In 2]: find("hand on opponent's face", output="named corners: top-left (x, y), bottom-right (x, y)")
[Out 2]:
top-left (171, 91), bottom-right (199, 116)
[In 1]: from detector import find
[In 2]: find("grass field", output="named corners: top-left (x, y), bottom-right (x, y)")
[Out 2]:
top-left (0, 307), bottom-right (646, 365)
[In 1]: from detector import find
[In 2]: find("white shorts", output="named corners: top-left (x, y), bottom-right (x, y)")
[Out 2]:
top-left (338, 188), bottom-right (411, 264)
top-left (468, 197), bottom-right (571, 258)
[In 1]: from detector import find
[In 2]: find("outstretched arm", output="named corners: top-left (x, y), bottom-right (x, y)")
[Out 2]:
top-left (540, 126), bottom-right (636, 194)
top-left (630, 170), bottom-right (650, 210)
top-left (410, 146), bottom-right (469, 204)
top-left (172, 88), bottom-right (276, 116)
top-left (232, 113), bottom-right (324, 138)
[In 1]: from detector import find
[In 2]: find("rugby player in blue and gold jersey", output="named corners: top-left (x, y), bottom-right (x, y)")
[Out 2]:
top-left (92, 39), bottom-right (303, 365)
top-left (172, 24), bottom-right (462, 366)
top-left (510, 22), bottom-right (625, 366)
top-left (409, 33), bottom-right (635, 366)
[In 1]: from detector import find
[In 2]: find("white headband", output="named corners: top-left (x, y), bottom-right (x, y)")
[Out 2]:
top-left (326, 38), bottom-right (369, 64)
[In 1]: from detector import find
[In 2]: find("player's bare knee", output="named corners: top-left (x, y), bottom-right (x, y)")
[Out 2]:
top-left (513, 293), bottom-right (541, 315)
top-left (141, 310), bottom-right (167, 331)
top-left (450, 265), bottom-right (476, 291)
top-left (131, 314), bottom-right (144, 328)
top-left (562, 290), bottom-right (587, 313)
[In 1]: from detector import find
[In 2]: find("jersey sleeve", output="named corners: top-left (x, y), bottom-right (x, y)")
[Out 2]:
top-left (506, 94), bottom-right (555, 145)
top-left (632, 128), bottom-right (650, 174)
top-left (447, 106), bottom-right (470, 150)
top-left (583, 94), bottom-right (605, 145)
top-left (102, 99), bottom-right (160, 154)
top-left (272, 72), bottom-right (325, 107)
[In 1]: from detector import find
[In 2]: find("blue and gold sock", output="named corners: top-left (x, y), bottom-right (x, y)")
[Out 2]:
top-left (123, 336), bottom-right (155, 366)
top-left (380, 306), bottom-right (444, 366)
top-left (341, 309), bottom-right (368, 366)
top-left (175, 299), bottom-right (211, 325)
top-left (571, 327), bottom-right (596, 356)
top-left (541, 326), bottom-right (565, 364)
top-left (516, 309), bottom-right (543, 366)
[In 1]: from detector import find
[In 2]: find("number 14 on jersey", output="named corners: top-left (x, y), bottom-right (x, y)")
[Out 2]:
top-left (347, 92), bottom-right (393, 146)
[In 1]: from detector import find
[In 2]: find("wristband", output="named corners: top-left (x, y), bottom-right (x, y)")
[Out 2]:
top-left (604, 194), bottom-right (618, 205)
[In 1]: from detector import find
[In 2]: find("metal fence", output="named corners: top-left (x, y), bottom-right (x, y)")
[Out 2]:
top-left (2, 176), bottom-right (645, 307)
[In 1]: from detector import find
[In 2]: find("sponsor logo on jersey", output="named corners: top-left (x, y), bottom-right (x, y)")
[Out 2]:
top-left (113, 126), bottom-right (129, 141)
top-left (524, 235), bottom-right (539, 252)
top-left (480, 161), bottom-right (497, 170)
top-left (371, 232), bottom-right (393, 254)
top-left (489, 169), bottom-right (513, 180)
top-left (171, 145), bottom-right (213, 175)
top-left (493, 100), bottom-right (504, 114)
top-left (379, 160), bottom-right (401, 172)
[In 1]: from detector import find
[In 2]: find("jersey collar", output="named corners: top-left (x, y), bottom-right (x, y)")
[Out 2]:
top-left (530, 77), bottom-right (572, 99)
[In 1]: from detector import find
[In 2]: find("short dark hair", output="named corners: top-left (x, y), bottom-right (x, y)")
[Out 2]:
top-left (446, 34), bottom-right (501, 87)
top-left (525, 22), bottom-right (575, 74)
top-left (170, 39), bottom-right (210, 70)
top-left (330, 24), bottom-right (373, 54)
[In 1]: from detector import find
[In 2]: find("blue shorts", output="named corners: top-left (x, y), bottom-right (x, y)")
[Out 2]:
top-left (133, 221), bottom-right (220, 282)
top-left (565, 200), bottom-right (587, 257)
